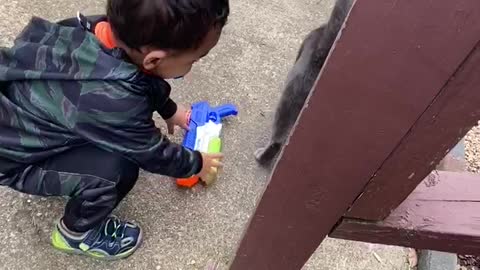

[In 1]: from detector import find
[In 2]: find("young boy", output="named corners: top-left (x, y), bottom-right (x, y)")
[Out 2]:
top-left (0, 0), bottom-right (229, 260)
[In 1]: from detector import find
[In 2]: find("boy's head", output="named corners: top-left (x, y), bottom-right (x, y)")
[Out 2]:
top-left (107, 0), bottom-right (229, 79)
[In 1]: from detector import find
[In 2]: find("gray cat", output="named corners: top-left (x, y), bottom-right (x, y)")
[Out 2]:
top-left (255, 0), bottom-right (354, 165)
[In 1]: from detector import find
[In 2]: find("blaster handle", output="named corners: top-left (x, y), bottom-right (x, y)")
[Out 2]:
top-left (177, 176), bottom-right (200, 188)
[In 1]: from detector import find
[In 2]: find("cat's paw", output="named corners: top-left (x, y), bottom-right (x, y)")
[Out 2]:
top-left (254, 145), bottom-right (277, 166)
top-left (254, 147), bottom-right (268, 162)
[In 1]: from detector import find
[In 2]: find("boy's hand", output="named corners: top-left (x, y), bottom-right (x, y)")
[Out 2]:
top-left (197, 152), bottom-right (224, 180)
top-left (165, 104), bottom-right (190, 134)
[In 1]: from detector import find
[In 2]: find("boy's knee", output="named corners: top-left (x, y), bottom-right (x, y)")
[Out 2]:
top-left (97, 154), bottom-right (139, 204)
top-left (101, 154), bottom-right (139, 185)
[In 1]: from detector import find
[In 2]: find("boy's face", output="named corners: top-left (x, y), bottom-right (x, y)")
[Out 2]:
top-left (143, 27), bottom-right (222, 79)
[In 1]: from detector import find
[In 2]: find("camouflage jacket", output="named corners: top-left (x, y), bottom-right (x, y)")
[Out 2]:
top-left (0, 17), bottom-right (202, 178)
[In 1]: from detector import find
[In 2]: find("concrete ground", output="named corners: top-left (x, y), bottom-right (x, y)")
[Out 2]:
top-left (0, 0), bottom-right (409, 269)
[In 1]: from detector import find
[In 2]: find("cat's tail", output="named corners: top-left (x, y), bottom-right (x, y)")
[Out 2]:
top-left (323, 0), bottom-right (354, 47)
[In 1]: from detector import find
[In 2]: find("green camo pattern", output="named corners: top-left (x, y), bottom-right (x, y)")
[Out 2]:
top-left (0, 17), bottom-right (200, 178)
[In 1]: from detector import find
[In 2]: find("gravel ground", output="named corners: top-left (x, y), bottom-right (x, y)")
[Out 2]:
top-left (458, 124), bottom-right (480, 270)
top-left (465, 125), bottom-right (480, 173)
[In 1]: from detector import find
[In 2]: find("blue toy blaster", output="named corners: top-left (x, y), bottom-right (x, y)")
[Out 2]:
top-left (177, 101), bottom-right (238, 187)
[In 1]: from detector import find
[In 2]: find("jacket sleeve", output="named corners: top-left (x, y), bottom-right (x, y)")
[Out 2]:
top-left (146, 77), bottom-right (178, 120)
top-left (70, 84), bottom-right (202, 178)
top-left (158, 98), bottom-right (177, 120)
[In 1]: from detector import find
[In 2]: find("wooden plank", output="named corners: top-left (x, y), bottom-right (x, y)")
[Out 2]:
top-left (229, 1), bottom-right (480, 269)
top-left (347, 40), bottom-right (480, 221)
top-left (331, 171), bottom-right (480, 254)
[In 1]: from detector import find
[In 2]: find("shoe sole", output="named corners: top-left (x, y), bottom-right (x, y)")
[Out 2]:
top-left (51, 227), bottom-right (144, 261)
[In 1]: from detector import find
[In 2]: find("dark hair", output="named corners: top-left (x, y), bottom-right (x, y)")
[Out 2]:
top-left (107, 0), bottom-right (229, 51)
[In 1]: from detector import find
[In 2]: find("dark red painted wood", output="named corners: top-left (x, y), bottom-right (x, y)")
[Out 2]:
top-left (230, 1), bottom-right (480, 269)
top-left (347, 40), bottom-right (480, 221)
top-left (332, 171), bottom-right (480, 254)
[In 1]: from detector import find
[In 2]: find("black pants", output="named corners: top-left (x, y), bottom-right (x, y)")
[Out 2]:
top-left (0, 145), bottom-right (139, 232)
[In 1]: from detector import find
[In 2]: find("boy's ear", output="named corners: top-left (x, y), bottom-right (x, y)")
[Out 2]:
top-left (143, 50), bottom-right (168, 71)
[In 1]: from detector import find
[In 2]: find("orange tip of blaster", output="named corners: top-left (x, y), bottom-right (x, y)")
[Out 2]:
top-left (176, 176), bottom-right (200, 188)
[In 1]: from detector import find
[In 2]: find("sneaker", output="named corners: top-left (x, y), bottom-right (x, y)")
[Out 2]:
top-left (51, 216), bottom-right (143, 260)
